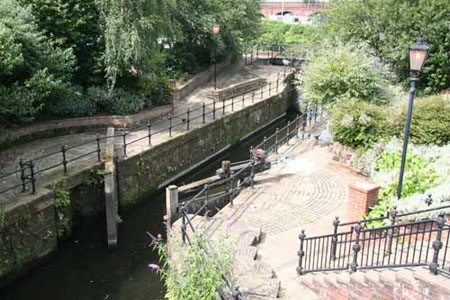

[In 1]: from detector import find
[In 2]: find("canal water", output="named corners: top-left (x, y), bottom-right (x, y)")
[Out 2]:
top-left (0, 112), bottom-right (296, 300)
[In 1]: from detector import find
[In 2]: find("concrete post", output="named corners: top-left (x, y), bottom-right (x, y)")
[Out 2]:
top-left (104, 127), bottom-right (118, 248)
top-left (165, 185), bottom-right (179, 228)
top-left (169, 79), bottom-right (179, 112)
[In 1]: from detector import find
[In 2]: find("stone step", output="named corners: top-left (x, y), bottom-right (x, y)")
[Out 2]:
top-left (237, 276), bottom-right (281, 299)
top-left (234, 246), bottom-right (259, 263)
top-left (234, 260), bottom-right (275, 279)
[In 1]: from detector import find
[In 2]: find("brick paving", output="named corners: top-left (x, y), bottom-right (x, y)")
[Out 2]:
top-left (208, 136), bottom-right (368, 299)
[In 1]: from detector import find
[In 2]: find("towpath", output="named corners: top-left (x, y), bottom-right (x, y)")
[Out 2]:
top-left (0, 62), bottom-right (285, 204)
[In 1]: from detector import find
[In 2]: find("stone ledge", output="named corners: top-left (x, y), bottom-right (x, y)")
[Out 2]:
top-left (211, 78), bottom-right (267, 102)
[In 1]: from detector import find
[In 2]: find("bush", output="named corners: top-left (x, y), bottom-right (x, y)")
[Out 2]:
top-left (330, 98), bottom-right (394, 149)
top-left (396, 94), bottom-right (450, 145)
top-left (299, 43), bottom-right (388, 106)
top-left (104, 89), bottom-right (145, 115)
top-left (47, 86), bottom-right (97, 117)
top-left (139, 75), bottom-right (173, 107)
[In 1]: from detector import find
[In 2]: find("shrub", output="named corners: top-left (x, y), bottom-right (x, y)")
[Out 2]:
top-left (104, 89), bottom-right (145, 115)
top-left (299, 43), bottom-right (388, 106)
top-left (47, 86), bottom-right (97, 117)
top-left (396, 94), bottom-right (450, 145)
top-left (330, 98), bottom-right (394, 149)
top-left (152, 230), bottom-right (235, 300)
top-left (139, 75), bottom-right (173, 107)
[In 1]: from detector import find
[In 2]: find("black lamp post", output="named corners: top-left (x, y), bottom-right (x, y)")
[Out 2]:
top-left (397, 34), bottom-right (430, 199)
top-left (212, 24), bottom-right (221, 90)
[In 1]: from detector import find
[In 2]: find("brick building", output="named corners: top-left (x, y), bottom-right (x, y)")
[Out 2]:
top-left (261, 0), bottom-right (329, 25)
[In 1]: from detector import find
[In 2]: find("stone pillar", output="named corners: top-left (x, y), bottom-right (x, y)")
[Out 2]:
top-left (165, 185), bottom-right (179, 228)
top-left (104, 127), bottom-right (118, 248)
top-left (347, 182), bottom-right (380, 222)
top-left (169, 79), bottom-right (179, 112)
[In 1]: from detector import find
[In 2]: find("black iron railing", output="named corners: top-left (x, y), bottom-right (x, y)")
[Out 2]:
top-left (177, 107), bottom-right (322, 299)
top-left (0, 73), bottom-right (296, 200)
top-left (298, 213), bottom-right (450, 276)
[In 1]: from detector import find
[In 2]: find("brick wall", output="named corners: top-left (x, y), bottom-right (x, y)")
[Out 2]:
top-left (347, 182), bottom-right (380, 222)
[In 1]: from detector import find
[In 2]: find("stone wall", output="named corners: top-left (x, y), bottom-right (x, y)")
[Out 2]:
top-left (211, 78), bottom-right (267, 102)
top-left (117, 87), bottom-right (289, 209)
top-left (0, 189), bottom-right (57, 288)
top-left (177, 60), bottom-right (232, 100)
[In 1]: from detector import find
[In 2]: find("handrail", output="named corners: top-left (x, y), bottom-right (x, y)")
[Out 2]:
top-left (1, 70), bottom-right (297, 200)
top-left (298, 215), bottom-right (450, 276)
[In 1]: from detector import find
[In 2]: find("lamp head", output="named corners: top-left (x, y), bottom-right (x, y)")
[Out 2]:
top-left (409, 33), bottom-right (430, 72)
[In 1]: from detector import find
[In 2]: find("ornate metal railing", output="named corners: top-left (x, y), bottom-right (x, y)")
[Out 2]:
top-left (0, 73), bottom-right (296, 200)
top-left (176, 107), bottom-right (322, 299)
top-left (297, 212), bottom-right (450, 276)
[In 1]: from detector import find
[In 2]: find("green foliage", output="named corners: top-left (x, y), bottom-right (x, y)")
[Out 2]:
top-left (103, 89), bottom-right (145, 115)
top-left (47, 86), bottom-right (97, 117)
top-left (397, 94), bottom-right (450, 145)
top-left (330, 98), bottom-right (394, 149)
top-left (365, 151), bottom-right (438, 228)
top-left (52, 180), bottom-right (72, 238)
top-left (17, 0), bottom-right (104, 86)
top-left (299, 43), bottom-right (388, 106)
top-left (0, 0), bottom-right (75, 121)
top-left (139, 75), bottom-right (173, 107)
top-left (321, 0), bottom-right (450, 94)
top-left (256, 19), bottom-right (321, 46)
top-left (153, 230), bottom-right (235, 300)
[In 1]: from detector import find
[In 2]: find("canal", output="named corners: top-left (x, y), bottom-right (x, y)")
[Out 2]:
top-left (0, 111), bottom-right (296, 300)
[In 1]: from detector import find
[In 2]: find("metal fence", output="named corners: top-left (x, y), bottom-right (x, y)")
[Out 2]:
top-left (0, 73), bottom-right (296, 200)
top-left (297, 205), bottom-right (450, 276)
top-left (177, 107), bottom-right (322, 299)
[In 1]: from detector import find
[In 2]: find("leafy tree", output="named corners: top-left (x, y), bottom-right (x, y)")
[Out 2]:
top-left (320, 0), bottom-right (450, 94)
top-left (0, 0), bottom-right (75, 121)
top-left (96, 0), bottom-right (173, 92)
top-left (17, 0), bottom-right (104, 86)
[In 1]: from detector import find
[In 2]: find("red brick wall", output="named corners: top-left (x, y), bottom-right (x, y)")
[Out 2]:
top-left (348, 182), bottom-right (380, 222)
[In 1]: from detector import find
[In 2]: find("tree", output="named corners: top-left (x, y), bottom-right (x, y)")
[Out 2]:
top-left (0, 0), bottom-right (75, 121)
top-left (96, 0), bottom-right (173, 92)
top-left (320, 0), bottom-right (450, 94)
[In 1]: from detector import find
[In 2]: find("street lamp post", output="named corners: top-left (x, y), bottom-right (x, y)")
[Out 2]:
top-left (397, 34), bottom-right (430, 199)
top-left (212, 24), bottom-right (221, 90)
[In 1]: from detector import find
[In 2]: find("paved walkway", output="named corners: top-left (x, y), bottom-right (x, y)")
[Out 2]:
top-left (208, 137), bottom-right (366, 299)
top-left (0, 62), bottom-right (285, 204)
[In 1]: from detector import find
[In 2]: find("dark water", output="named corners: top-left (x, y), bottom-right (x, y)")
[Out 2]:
top-left (0, 112), bottom-right (295, 300)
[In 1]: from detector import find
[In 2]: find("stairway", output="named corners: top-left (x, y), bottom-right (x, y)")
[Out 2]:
top-left (297, 267), bottom-right (450, 300)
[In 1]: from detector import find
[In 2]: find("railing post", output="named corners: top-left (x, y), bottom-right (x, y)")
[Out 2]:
top-left (61, 145), bottom-right (68, 174)
top-left (350, 223), bottom-right (362, 273)
top-left (250, 146), bottom-right (255, 188)
top-left (202, 103), bottom-right (206, 124)
top-left (169, 115), bottom-right (172, 137)
top-left (242, 92), bottom-right (245, 107)
top-left (231, 92), bottom-right (235, 112)
top-left (19, 159), bottom-right (27, 192)
top-left (222, 99), bottom-right (225, 115)
top-left (147, 123), bottom-right (152, 145)
top-left (286, 121), bottom-right (291, 145)
top-left (302, 114), bottom-right (307, 140)
top-left (331, 217), bottom-right (340, 260)
top-left (122, 132), bottom-right (127, 158)
top-left (430, 215), bottom-right (445, 275)
top-left (29, 160), bottom-right (36, 194)
top-left (204, 184), bottom-right (209, 216)
top-left (263, 136), bottom-right (267, 152)
top-left (252, 91), bottom-right (255, 103)
top-left (269, 82), bottom-right (272, 95)
top-left (275, 128), bottom-right (279, 153)
top-left (229, 175), bottom-right (235, 207)
top-left (277, 76), bottom-right (279, 93)
top-left (186, 108), bottom-right (190, 130)
top-left (385, 206), bottom-right (397, 255)
top-left (213, 99), bottom-right (216, 120)
top-left (181, 203), bottom-right (186, 245)
top-left (96, 134), bottom-right (101, 162)
top-left (260, 85), bottom-right (263, 99)
top-left (232, 285), bottom-right (242, 300)
top-left (297, 230), bottom-right (306, 275)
